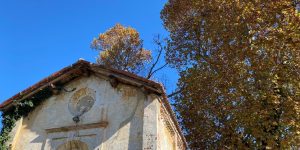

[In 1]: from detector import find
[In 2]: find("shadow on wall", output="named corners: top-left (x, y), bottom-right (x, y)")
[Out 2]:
top-left (18, 79), bottom-right (152, 150)
top-left (57, 140), bottom-right (89, 150)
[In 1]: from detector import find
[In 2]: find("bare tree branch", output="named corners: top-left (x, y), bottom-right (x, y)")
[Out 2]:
top-left (167, 83), bottom-right (187, 98)
top-left (148, 63), bottom-right (168, 79)
top-left (167, 89), bottom-right (182, 98)
top-left (146, 35), bottom-right (167, 79)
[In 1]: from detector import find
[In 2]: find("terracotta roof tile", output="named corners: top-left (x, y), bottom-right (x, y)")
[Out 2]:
top-left (0, 60), bottom-right (188, 148)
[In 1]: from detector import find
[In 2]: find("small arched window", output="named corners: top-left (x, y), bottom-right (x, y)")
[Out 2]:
top-left (57, 140), bottom-right (88, 150)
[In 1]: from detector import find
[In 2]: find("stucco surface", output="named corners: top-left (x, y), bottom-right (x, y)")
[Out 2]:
top-left (9, 75), bottom-right (184, 150)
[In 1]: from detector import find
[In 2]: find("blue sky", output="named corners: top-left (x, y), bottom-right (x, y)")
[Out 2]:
top-left (0, 0), bottom-right (179, 103)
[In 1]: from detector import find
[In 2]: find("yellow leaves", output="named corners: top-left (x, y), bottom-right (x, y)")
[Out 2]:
top-left (296, 10), bottom-right (300, 17)
top-left (91, 23), bottom-right (152, 73)
top-left (100, 50), bottom-right (109, 58)
top-left (138, 48), bottom-right (152, 62)
top-left (162, 0), bottom-right (300, 148)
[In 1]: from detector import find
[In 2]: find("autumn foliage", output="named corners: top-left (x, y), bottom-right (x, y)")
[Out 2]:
top-left (91, 24), bottom-right (151, 74)
top-left (162, 0), bottom-right (300, 149)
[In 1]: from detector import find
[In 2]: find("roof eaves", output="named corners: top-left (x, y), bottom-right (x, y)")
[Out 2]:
top-left (0, 60), bottom-right (89, 110)
top-left (0, 60), bottom-right (188, 148)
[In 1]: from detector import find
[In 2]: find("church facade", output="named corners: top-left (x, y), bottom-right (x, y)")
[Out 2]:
top-left (0, 60), bottom-right (187, 150)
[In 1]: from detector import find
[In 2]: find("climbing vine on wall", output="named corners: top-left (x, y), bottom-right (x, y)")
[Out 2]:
top-left (0, 89), bottom-right (51, 149)
top-left (0, 100), bottom-right (34, 149)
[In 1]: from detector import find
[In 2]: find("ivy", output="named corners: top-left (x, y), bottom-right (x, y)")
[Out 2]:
top-left (0, 88), bottom-right (52, 149)
top-left (0, 100), bottom-right (34, 149)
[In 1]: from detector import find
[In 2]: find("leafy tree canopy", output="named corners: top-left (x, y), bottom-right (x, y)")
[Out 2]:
top-left (162, 0), bottom-right (300, 149)
top-left (91, 23), bottom-right (151, 74)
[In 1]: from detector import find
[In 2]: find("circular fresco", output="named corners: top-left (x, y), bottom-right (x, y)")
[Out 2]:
top-left (68, 88), bottom-right (96, 117)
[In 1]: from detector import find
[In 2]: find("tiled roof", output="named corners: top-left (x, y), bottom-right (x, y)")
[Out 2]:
top-left (0, 59), bottom-right (187, 148)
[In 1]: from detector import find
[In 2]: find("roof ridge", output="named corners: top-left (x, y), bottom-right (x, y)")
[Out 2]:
top-left (0, 59), bottom-right (188, 148)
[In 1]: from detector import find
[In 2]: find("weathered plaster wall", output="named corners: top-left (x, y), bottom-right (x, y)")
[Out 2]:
top-left (11, 75), bottom-right (144, 150)
top-left (9, 75), bottom-right (185, 150)
top-left (158, 116), bottom-right (175, 150)
top-left (157, 102), bottom-right (185, 150)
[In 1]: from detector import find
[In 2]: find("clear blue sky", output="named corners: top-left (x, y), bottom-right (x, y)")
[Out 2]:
top-left (0, 0), bottom-right (179, 103)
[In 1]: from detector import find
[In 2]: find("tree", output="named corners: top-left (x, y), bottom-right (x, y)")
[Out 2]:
top-left (91, 23), bottom-right (151, 74)
top-left (161, 0), bottom-right (300, 149)
top-left (146, 35), bottom-right (168, 79)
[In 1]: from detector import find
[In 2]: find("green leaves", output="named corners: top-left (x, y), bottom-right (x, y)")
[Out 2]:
top-left (0, 99), bottom-right (35, 149)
